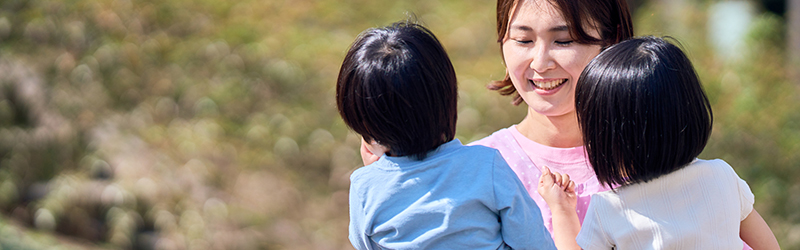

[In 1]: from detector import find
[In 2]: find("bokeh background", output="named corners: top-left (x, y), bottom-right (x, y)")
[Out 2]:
top-left (0, 0), bottom-right (798, 249)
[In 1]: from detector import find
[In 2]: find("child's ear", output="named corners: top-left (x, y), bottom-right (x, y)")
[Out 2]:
top-left (370, 141), bottom-right (389, 156)
top-left (360, 138), bottom-right (389, 166)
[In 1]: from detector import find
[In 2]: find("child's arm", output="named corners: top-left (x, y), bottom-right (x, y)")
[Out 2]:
top-left (740, 209), bottom-right (780, 250)
top-left (537, 166), bottom-right (582, 250)
top-left (360, 138), bottom-right (388, 165)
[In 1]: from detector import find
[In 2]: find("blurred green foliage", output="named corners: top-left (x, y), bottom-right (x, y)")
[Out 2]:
top-left (0, 0), bottom-right (796, 249)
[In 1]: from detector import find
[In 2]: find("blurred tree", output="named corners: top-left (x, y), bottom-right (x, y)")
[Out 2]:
top-left (627, 0), bottom-right (648, 12)
top-left (653, 0), bottom-right (690, 36)
top-left (790, 0), bottom-right (800, 83)
top-left (760, 0), bottom-right (787, 15)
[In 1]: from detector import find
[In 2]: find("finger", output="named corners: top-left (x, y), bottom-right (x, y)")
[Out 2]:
top-left (539, 166), bottom-right (554, 185)
top-left (567, 180), bottom-right (576, 194)
top-left (562, 174), bottom-right (571, 189)
top-left (554, 172), bottom-right (562, 186)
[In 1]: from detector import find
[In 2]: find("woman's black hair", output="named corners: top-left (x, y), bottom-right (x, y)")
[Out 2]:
top-left (575, 36), bottom-right (713, 187)
top-left (336, 20), bottom-right (458, 160)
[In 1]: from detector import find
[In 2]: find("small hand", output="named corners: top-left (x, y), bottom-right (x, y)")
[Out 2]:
top-left (537, 166), bottom-right (578, 210)
top-left (360, 138), bottom-right (388, 166)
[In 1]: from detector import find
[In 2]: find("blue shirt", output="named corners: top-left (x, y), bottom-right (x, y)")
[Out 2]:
top-left (349, 139), bottom-right (556, 249)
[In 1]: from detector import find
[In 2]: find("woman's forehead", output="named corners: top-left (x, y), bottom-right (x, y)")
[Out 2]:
top-left (508, 0), bottom-right (566, 29)
top-left (514, 0), bottom-right (560, 17)
top-left (510, 0), bottom-right (602, 39)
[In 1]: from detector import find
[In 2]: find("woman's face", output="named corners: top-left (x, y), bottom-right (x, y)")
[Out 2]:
top-left (502, 0), bottom-right (602, 117)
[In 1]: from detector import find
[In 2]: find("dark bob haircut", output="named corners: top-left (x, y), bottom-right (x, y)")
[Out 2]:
top-left (491, 0), bottom-right (634, 105)
top-left (575, 36), bottom-right (713, 188)
top-left (336, 21), bottom-right (458, 160)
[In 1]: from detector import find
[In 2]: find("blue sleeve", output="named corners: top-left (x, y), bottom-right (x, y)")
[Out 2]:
top-left (492, 152), bottom-right (557, 250)
top-left (348, 173), bottom-right (372, 250)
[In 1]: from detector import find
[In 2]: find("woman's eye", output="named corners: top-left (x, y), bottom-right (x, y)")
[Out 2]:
top-left (555, 40), bottom-right (574, 46)
top-left (515, 39), bottom-right (533, 44)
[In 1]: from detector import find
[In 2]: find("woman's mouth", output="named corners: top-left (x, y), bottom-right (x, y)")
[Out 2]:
top-left (529, 79), bottom-right (567, 90)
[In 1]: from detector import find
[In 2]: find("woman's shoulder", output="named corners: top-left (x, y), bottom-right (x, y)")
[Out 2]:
top-left (468, 126), bottom-right (514, 148)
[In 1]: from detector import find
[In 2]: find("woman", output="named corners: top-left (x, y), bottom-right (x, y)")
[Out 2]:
top-left (472, 1), bottom-right (755, 249)
top-left (470, 0), bottom-right (633, 233)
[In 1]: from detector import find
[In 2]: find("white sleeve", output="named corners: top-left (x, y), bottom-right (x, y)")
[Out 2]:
top-left (721, 159), bottom-right (755, 221)
top-left (576, 195), bottom-right (614, 250)
top-left (736, 177), bottom-right (755, 221)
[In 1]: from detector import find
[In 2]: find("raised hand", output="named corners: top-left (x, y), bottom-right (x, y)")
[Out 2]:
top-left (538, 166), bottom-right (582, 250)
top-left (537, 166), bottom-right (578, 210)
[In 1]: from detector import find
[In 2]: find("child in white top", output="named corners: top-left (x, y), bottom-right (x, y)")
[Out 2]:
top-left (537, 36), bottom-right (780, 250)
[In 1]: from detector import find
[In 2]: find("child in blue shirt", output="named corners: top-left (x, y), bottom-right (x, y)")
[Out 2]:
top-left (336, 20), bottom-right (556, 250)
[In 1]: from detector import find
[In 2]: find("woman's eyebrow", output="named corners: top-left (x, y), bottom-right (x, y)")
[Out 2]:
top-left (510, 25), bottom-right (532, 32)
top-left (549, 25), bottom-right (568, 32)
top-left (509, 24), bottom-right (568, 33)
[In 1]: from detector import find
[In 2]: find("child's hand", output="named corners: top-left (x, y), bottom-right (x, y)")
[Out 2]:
top-left (537, 166), bottom-right (577, 211)
top-left (539, 167), bottom-right (583, 250)
top-left (360, 138), bottom-right (388, 166)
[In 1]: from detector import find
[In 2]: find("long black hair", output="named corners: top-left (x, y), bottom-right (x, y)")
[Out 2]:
top-left (575, 36), bottom-right (713, 187)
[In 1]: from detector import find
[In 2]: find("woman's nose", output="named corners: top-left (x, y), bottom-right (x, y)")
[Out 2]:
top-left (529, 43), bottom-right (556, 73)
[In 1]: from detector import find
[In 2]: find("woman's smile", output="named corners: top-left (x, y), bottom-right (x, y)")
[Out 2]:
top-left (530, 78), bottom-right (567, 91)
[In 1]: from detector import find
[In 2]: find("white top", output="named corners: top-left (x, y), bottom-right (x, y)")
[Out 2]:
top-left (576, 159), bottom-right (755, 250)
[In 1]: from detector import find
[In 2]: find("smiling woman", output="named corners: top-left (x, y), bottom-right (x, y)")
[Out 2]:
top-left (500, 2), bottom-right (603, 123)
top-left (469, 0), bottom-right (632, 243)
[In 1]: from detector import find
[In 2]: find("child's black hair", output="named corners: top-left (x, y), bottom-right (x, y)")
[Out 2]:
top-left (575, 36), bottom-right (713, 187)
top-left (336, 20), bottom-right (458, 160)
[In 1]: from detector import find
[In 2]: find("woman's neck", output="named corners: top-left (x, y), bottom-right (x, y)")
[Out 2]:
top-left (516, 109), bottom-right (583, 148)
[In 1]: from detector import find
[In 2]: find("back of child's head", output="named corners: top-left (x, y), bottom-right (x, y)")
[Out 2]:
top-left (575, 36), bottom-right (713, 187)
top-left (336, 20), bottom-right (458, 160)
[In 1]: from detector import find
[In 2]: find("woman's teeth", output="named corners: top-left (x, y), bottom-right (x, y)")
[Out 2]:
top-left (530, 79), bottom-right (567, 90)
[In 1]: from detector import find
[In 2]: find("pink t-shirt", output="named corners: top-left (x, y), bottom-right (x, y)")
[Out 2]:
top-left (470, 125), bottom-right (611, 233)
top-left (471, 125), bottom-right (754, 250)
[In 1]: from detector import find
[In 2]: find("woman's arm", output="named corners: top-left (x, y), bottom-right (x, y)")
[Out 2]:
top-left (740, 209), bottom-right (780, 250)
top-left (538, 166), bottom-right (582, 250)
